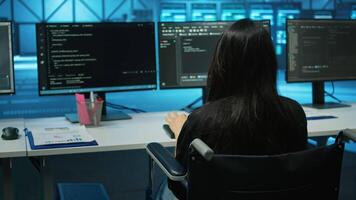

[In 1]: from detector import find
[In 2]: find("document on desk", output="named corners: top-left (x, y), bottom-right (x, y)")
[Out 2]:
top-left (25, 121), bottom-right (97, 149)
top-left (304, 108), bottom-right (337, 120)
top-left (31, 126), bottom-right (94, 146)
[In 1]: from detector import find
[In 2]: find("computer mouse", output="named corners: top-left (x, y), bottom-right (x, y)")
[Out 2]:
top-left (2, 127), bottom-right (19, 140)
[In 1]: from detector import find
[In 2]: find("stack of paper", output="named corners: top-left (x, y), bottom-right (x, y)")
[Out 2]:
top-left (25, 121), bottom-right (97, 150)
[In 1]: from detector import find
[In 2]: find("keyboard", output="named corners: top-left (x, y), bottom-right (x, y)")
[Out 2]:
top-left (162, 124), bottom-right (175, 139)
top-left (306, 115), bottom-right (337, 121)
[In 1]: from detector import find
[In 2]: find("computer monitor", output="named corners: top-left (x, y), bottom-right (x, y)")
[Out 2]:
top-left (158, 20), bottom-right (270, 101)
top-left (0, 21), bottom-right (15, 95)
top-left (286, 19), bottom-right (356, 109)
top-left (36, 22), bottom-right (156, 121)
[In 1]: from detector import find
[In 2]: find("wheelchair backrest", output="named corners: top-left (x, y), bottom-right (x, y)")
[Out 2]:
top-left (187, 143), bottom-right (344, 200)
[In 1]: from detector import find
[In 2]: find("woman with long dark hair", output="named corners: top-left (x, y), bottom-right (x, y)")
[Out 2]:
top-left (163, 18), bottom-right (307, 200)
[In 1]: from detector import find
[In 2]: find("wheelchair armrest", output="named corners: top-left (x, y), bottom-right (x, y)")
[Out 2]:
top-left (146, 143), bottom-right (186, 181)
top-left (342, 129), bottom-right (356, 142)
top-left (190, 139), bottom-right (214, 161)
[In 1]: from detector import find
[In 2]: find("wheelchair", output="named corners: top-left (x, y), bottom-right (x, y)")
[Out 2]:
top-left (146, 129), bottom-right (356, 200)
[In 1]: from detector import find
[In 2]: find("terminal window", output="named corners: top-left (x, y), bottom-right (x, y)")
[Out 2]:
top-left (37, 23), bottom-right (156, 95)
top-left (287, 20), bottom-right (356, 82)
top-left (159, 21), bottom-right (270, 88)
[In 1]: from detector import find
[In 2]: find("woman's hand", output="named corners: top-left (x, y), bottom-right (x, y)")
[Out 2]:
top-left (165, 112), bottom-right (188, 139)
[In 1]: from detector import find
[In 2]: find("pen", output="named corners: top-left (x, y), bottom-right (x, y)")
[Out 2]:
top-left (90, 91), bottom-right (95, 105)
top-left (90, 91), bottom-right (97, 125)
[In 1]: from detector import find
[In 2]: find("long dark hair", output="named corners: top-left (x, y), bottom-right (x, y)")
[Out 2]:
top-left (205, 19), bottom-right (294, 154)
top-left (207, 19), bottom-right (278, 101)
top-left (206, 19), bottom-right (287, 124)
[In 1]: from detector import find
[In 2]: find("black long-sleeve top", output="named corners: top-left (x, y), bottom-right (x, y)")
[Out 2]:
top-left (168, 96), bottom-right (308, 199)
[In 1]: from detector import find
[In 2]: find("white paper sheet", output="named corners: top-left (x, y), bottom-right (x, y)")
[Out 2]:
top-left (28, 121), bottom-right (95, 146)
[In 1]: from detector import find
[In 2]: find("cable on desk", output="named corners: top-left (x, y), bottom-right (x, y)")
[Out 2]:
top-left (106, 102), bottom-right (147, 113)
top-left (324, 81), bottom-right (342, 103)
top-left (180, 96), bottom-right (202, 111)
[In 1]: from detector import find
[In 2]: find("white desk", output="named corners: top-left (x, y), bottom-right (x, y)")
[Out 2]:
top-left (304, 104), bottom-right (356, 137)
top-left (24, 112), bottom-right (175, 200)
top-left (0, 118), bottom-right (27, 158)
top-left (0, 118), bottom-right (26, 200)
top-left (24, 105), bottom-right (356, 157)
top-left (16, 105), bottom-right (356, 200)
top-left (25, 112), bottom-right (175, 157)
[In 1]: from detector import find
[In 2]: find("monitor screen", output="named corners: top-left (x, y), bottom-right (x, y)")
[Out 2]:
top-left (0, 21), bottom-right (15, 95)
top-left (286, 19), bottom-right (356, 82)
top-left (36, 22), bottom-right (156, 95)
top-left (159, 20), bottom-right (270, 89)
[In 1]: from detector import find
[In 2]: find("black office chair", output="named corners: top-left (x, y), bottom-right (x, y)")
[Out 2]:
top-left (145, 129), bottom-right (356, 200)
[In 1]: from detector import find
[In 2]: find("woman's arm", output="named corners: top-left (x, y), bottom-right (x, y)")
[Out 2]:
top-left (165, 112), bottom-right (188, 139)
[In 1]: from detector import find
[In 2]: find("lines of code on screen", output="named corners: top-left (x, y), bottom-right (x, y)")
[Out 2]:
top-left (37, 23), bottom-right (156, 95)
top-left (287, 20), bottom-right (356, 82)
top-left (159, 21), bottom-right (232, 88)
top-left (159, 20), bottom-right (270, 89)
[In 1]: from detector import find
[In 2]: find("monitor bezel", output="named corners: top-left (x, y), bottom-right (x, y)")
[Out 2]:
top-left (285, 19), bottom-right (356, 83)
top-left (36, 22), bottom-right (157, 96)
top-left (0, 21), bottom-right (15, 95)
top-left (158, 20), bottom-right (271, 90)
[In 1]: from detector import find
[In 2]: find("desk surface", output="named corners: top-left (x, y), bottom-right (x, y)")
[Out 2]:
top-left (25, 112), bottom-right (175, 157)
top-left (304, 104), bottom-right (356, 137)
top-left (0, 118), bottom-right (27, 158)
top-left (21, 103), bottom-right (356, 157)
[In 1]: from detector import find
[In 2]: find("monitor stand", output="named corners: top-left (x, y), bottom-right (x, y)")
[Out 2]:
top-left (202, 86), bottom-right (207, 104)
top-left (303, 81), bottom-right (350, 109)
top-left (181, 87), bottom-right (207, 112)
top-left (65, 92), bottom-right (132, 123)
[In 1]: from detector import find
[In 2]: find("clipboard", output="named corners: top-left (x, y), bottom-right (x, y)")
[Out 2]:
top-left (25, 128), bottom-right (98, 150)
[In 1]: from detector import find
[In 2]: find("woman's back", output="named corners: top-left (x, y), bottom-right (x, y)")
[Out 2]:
top-left (169, 95), bottom-right (308, 200)
top-left (175, 95), bottom-right (307, 166)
